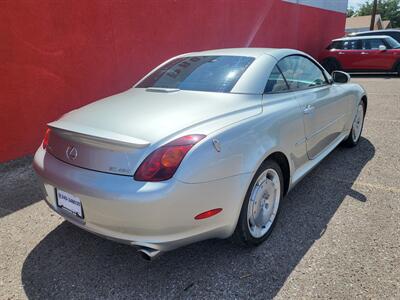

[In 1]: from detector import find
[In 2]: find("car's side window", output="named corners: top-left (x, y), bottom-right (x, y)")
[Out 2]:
top-left (362, 39), bottom-right (385, 50)
top-left (264, 65), bottom-right (289, 94)
top-left (329, 41), bottom-right (343, 50)
top-left (343, 40), bottom-right (360, 50)
top-left (277, 55), bottom-right (328, 91)
top-left (392, 33), bottom-right (400, 42)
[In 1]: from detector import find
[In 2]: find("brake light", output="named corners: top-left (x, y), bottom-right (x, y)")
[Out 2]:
top-left (134, 134), bottom-right (206, 182)
top-left (42, 128), bottom-right (51, 149)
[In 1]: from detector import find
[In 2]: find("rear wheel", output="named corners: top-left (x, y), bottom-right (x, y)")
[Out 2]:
top-left (343, 101), bottom-right (365, 147)
top-left (233, 159), bottom-right (283, 246)
top-left (322, 58), bottom-right (341, 74)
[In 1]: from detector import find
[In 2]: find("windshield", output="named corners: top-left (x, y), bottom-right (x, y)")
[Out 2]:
top-left (137, 56), bottom-right (255, 93)
top-left (386, 36), bottom-right (400, 49)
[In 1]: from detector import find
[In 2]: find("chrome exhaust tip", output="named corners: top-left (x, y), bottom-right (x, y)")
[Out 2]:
top-left (137, 247), bottom-right (161, 261)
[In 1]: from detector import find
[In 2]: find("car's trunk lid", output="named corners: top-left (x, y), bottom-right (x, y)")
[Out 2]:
top-left (46, 122), bottom-right (149, 176)
top-left (46, 88), bottom-right (261, 175)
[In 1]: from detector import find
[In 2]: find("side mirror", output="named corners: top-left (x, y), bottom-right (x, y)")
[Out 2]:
top-left (332, 71), bottom-right (350, 84)
top-left (379, 45), bottom-right (387, 51)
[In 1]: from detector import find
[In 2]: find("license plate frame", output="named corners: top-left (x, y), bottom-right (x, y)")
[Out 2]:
top-left (55, 188), bottom-right (84, 219)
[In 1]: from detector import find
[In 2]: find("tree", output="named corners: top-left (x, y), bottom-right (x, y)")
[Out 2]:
top-left (357, 0), bottom-right (400, 28)
top-left (347, 7), bottom-right (357, 17)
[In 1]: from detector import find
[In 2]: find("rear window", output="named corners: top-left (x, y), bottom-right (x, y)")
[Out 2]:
top-left (137, 56), bottom-right (255, 93)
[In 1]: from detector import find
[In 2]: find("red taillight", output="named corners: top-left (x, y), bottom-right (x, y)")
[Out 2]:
top-left (194, 208), bottom-right (223, 220)
top-left (134, 134), bottom-right (206, 182)
top-left (42, 128), bottom-right (51, 149)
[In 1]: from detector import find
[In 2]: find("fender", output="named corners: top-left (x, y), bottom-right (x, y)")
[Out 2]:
top-left (176, 94), bottom-right (306, 186)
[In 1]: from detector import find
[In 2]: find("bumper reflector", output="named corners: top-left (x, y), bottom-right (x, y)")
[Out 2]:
top-left (194, 208), bottom-right (222, 220)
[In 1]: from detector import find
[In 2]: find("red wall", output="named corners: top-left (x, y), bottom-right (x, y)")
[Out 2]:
top-left (0, 0), bottom-right (345, 162)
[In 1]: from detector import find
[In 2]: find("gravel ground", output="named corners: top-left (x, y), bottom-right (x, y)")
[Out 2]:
top-left (1, 76), bottom-right (399, 299)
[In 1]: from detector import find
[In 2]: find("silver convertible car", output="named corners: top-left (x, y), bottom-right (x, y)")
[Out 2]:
top-left (33, 48), bottom-right (367, 260)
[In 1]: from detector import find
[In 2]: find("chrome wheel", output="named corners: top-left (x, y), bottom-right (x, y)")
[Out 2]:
top-left (247, 168), bottom-right (281, 238)
top-left (352, 103), bottom-right (364, 143)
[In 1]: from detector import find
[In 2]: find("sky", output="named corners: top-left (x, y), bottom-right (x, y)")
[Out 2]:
top-left (348, 0), bottom-right (368, 9)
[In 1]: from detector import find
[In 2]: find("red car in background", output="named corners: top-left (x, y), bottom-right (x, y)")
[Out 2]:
top-left (320, 35), bottom-right (400, 75)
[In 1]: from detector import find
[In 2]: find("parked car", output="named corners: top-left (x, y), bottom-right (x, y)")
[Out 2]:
top-left (349, 29), bottom-right (400, 43)
top-left (33, 48), bottom-right (367, 260)
top-left (320, 35), bottom-right (400, 74)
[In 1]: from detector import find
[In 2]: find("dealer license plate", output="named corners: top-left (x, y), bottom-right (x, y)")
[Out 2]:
top-left (56, 189), bottom-right (83, 218)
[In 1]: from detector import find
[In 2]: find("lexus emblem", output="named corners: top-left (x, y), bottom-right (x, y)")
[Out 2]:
top-left (66, 146), bottom-right (78, 161)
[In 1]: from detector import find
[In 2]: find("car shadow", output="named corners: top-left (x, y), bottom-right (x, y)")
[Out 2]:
top-left (0, 156), bottom-right (43, 218)
top-left (21, 138), bottom-right (375, 299)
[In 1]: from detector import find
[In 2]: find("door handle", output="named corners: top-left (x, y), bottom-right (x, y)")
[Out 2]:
top-left (361, 52), bottom-right (369, 55)
top-left (338, 52), bottom-right (345, 55)
top-left (303, 105), bottom-right (315, 115)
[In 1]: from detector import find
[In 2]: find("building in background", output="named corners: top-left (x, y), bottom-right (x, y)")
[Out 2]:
top-left (0, 0), bottom-right (348, 162)
top-left (346, 14), bottom-right (392, 33)
top-left (382, 20), bottom-right (392, 29)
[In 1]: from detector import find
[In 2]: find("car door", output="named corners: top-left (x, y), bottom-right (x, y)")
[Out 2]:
top-left (359, 38), bottom-right (395, 70)
top-left (362, 37), bottom-right (399, 71)
top-left (335, 39), bottom-right (363, 70)
top-left (263, 65), bottom-right (308, 169)
top-left (278, 55), bottom-right (349, 159)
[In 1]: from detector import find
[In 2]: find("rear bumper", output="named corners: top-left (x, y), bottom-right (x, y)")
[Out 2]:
top-left (33, 147), bottom-right (252, 251)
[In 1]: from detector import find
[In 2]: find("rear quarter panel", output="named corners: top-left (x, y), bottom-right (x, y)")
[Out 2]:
top-left (175, 92), bottom-right (307, 186)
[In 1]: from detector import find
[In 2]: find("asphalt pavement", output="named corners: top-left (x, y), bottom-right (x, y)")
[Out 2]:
top-left (0, 75), bottom-right (399, 299)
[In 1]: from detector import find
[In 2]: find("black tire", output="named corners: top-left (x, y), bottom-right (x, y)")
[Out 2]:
top-left (396, 63), bottom-right (400, 77)
top-left (233, 159), bottom-right (284, 246)
top-left (322, 58), bottom-right (341, 74)
top-left (343, 100), bottom-right (365, 147)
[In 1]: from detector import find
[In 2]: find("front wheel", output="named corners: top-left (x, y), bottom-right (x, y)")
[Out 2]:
top-left (343, 101), bottom-right (365, 147)
top-left (233, 159), bottom-right (283, 246)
